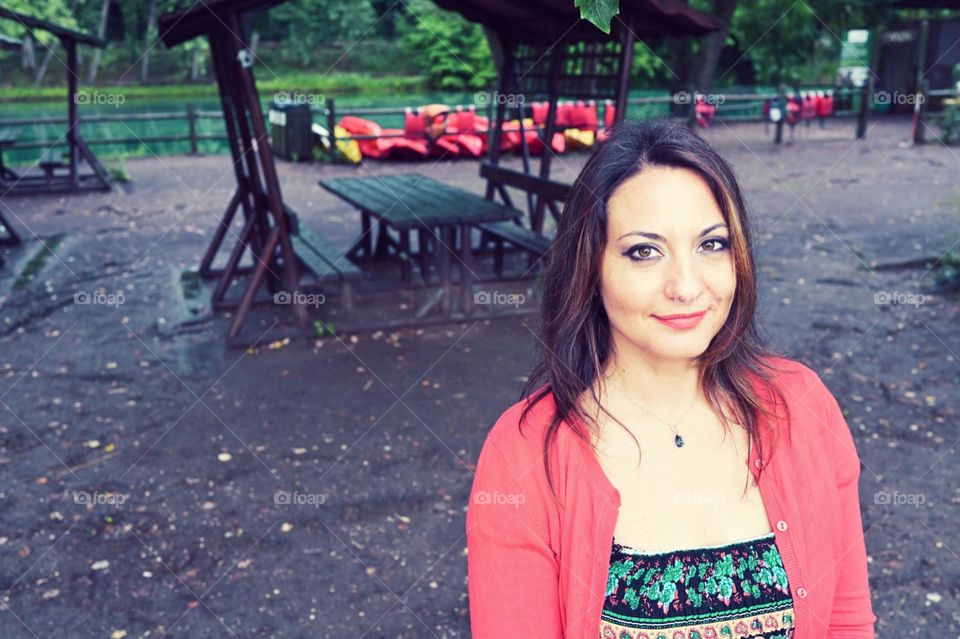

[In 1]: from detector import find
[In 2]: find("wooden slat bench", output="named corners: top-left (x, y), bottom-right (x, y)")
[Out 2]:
top-left (285, 209), bottom-right (363, 312)
top-left (476, 162), bottom-right (569, 277)
top-left (39, 149), bottom-right (66, 187)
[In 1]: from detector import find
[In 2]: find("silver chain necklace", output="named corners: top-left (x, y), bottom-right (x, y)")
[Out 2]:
top-left (608, 377), bottom-right (700, 448)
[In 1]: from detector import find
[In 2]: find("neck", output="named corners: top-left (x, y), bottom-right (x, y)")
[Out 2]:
top-left (597, 349), bottom-right (704, 421)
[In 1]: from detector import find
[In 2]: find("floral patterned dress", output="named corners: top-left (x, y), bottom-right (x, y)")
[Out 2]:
top-left (600, 532), bottom-right (795, 639)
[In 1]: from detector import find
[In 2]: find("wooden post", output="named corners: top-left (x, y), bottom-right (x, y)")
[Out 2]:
top-left (911, 19), bottom-right (930, 146)
top-left (614, 20), bottom-right (635, 125)
top-left (65, 38), bottom-right (78, 189)
top-left (856, 81), bottom-right (869, 140)
top-left (326, 97), bottom-right (335, 151)
top-left (912, 78), bottom-right (928, 145)
top-left (187, 102), bottom-right (198, 154)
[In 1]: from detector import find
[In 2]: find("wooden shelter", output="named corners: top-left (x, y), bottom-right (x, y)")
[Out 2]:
top-left (0, 6), bottom-right (111, 202)
top-left (434, 0), bottom-right (719, 233)
top-left (157, 0), bottom-right (718, 340)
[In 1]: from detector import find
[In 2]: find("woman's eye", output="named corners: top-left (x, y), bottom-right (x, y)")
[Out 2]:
top-left (624, 244), bottom-right (662, 261)
top-left (701, 237), bottom-right (730, 253)
top-left (623, 238), bottom-right (729, 262)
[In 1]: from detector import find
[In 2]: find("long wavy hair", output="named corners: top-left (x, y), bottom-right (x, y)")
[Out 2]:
top-left (519, 118), bottom-right (792, 501)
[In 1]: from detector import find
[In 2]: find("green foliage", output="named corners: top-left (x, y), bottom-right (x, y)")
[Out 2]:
top-left (725, 0), bottom-right (883, 86)
top-left (934, 100), bottom-right (960, 144)
top-left (0, 0), bottom-right (76, 46)
top-left (313, 319), bottom-right (337, 337)
top-left (576, 0), bottom-right (620, 34)
top-left (106, 155), bottom-right (131, 183)
top-left (396, 0), bottom-right (495, 91)
top-left (261, 0), bottom-right (377, 66)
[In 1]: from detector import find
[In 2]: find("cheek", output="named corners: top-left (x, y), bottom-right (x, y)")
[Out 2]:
top-left (703, 260), bottom-right (737, 307)
top-left (600, 258), bottom-right (658, 314)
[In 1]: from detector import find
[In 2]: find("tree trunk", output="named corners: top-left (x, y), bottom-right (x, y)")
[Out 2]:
top-left (87, 0), bottom-right (111, 83)
top-left (666, 36), bottom-right (695, 117)
top-left (695, 0), bottom-right (738, 92)
top-left (190, 47), bottom-right (203, 82)
top-left (250, 30), bottom-right (260, 57)
top-left (22, 34), bottom-right (35, 70)
top-left (35, 41), bottom-right (59, 86)
top-left (140, 0), bottom-right (159, 83)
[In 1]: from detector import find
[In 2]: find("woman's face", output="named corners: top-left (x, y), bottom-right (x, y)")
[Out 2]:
top-left (600, 165), bottom-right (736, 363)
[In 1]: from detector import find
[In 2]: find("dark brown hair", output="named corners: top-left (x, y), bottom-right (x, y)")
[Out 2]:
top-left (519, 117), bottom-right (791, 500)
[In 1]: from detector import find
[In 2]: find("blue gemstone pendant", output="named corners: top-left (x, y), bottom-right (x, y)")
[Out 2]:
top-left (675, 434), bottom-right (684, 447)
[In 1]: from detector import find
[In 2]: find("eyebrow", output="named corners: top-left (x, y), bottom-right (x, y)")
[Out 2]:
top-left (618, 223), bottom-right (729, 242)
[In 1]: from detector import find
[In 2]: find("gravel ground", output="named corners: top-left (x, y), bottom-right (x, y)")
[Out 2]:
top-left (0, 115), bottom-right (958, 638)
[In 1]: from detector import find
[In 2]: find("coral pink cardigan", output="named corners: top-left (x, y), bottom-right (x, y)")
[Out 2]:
top-left (466, 357), bottom-right (877, 638)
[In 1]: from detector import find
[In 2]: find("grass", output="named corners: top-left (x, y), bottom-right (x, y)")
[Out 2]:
top-left (0, 72), bottom-right (428, 103)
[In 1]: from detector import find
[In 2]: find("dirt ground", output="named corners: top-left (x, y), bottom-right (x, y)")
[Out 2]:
top-left (0, 115), bottom-right (958, 637)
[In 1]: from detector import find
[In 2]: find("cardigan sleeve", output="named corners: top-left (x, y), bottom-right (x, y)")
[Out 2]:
top-left (466, 434), bottom-right (563, 638)
top-left (820, 384), bottom-right (879, 638)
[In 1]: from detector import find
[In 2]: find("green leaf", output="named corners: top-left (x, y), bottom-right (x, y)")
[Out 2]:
top-left (575, 0), bottom-right (620, 34)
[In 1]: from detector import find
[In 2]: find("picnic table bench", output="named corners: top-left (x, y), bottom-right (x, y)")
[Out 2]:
top-left (320, 172), bottom-right (551, 315)
top-left (284, 207), bottom-right (363, 312)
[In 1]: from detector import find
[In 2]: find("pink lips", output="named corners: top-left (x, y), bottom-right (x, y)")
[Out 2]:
top-left (653, 311), bottom-right (707, 330)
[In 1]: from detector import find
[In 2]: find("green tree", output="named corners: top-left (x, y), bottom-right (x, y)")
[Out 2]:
top-left (396, 0), bottom-right (494, 91)
top-left (262, 0), bottom-right (377, 66)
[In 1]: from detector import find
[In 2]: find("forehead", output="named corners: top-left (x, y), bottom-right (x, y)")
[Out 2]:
top-left (606, 165), bottom-right (726, 237)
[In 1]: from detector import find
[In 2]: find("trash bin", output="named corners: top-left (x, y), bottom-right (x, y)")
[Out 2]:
top-left (269, 101), bottom-right (313, 162)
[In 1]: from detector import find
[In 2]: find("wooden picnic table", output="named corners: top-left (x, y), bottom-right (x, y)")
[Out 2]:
top-left (319, 172), bottom-right (525, 316)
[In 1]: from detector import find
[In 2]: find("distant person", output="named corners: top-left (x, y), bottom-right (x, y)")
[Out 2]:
top-left (801, 91), bottom-right (817, 129)
top-left (466, 118), bottom-right (878, 639)
top-left (694, 93), bottom-right (716, 128)
top-left (817, 90), bottom-right (834, 128)
top-left (786, 92), bottom-right (801, 139)
top-left (765, 96), bottom-right (782, 136)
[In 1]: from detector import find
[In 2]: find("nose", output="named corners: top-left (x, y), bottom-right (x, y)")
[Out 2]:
top-left (664, 254), bottom-right (703, 304)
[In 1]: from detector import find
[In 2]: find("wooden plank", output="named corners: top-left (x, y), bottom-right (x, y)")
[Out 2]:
top-left (479, 221), bottom-right (552, 254)
top-left (297, 226), bottom-right (361, 278)
top-left (323, 173), bottom-right (522, 231)
top-left (416, 178), bottom-right (522, 224)
top-left (480, 162), bottom-right (570, 202)
top-left (352, 174), bottom-right (427, 228)
top-left (374, 174), bottom-right (457, 227)
top-left (320, 175), bottom-right (404, 216)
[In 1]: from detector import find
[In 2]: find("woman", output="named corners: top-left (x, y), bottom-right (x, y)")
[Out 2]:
top-left (466, 118), bottom-right (876, 639)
